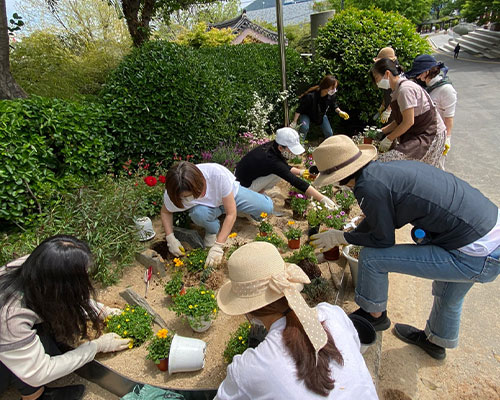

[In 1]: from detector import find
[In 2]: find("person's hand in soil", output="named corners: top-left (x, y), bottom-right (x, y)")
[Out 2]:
top-left (92, 333), bottom-right (131, 353)
top-left (310, 229), bottom-right (348, 251)
top-left (166, 233), bottom-right (185, 257)
top-left (205, 242), bottom-right (224, 267)
top-left (320, 196), bottom-right (336, 210)
top-left (248, 325), bottom-right (268, 348)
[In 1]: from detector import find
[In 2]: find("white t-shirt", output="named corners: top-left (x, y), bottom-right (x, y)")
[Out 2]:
top-left (427, 76), bottom-right (457, 119)
top-left (163, 163), bottom-right (240, 212)
top-left (215, 303), bottom-right (379, 400)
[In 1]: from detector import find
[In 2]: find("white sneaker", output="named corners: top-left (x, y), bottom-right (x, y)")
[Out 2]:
top-left (204, 233), bottom-right (217, 247)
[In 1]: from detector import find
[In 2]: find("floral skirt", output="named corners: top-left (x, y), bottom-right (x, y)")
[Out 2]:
top-left (377, 129), bottom-right (446, 169)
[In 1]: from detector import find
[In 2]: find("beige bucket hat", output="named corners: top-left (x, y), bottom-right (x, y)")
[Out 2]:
top-left (312, 135), bottom-right (377, 188)
top-left (217, 241), bottom-right (328, 356)
top-left (373, 47), bottom-right (397, 62)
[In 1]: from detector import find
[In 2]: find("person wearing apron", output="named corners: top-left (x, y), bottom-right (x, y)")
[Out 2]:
top-left (371, 59), bottom-right (446, 168)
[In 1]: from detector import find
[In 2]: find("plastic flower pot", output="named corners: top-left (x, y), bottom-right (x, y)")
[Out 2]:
top-left (348, 314), bottom-right (376, 354)
top-left (342, 245), bottom-right (359, 288)
top-left (168, 334), bottom-right (207, 374)
top-left (288, 239), bottom-right (300, 249)
top-left (134, 217), bottom-right (156, 242)
top-left (363, 137), bottom-right (373, 144)
top-left (307, 225), bottom-right (319, 238)
top-left (156, 358), bottom-right (168, 372)
top-left (187, 315), bottom-right (213, 333)
top-left (323, 246), bottom-right (340, 261)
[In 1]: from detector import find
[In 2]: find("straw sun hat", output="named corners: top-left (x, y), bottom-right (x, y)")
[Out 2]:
top-left (373, 47), bottom-right (397, 62)
top-left (312, 135), bottom-right (377, 188)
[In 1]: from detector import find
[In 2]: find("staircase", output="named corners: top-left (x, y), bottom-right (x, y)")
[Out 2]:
top-left (441, 28), bottom-right (500, 59)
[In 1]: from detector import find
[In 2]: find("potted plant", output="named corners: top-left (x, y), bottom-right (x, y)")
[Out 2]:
top-left (342, 245), bottom-right (362, 288)
top-left (169, 286), bottom-right (218, 332)
top-left (322, 210), bottom-right (348, 261)
top-left (258, 212), bottom-right (273, 236)
top-left (105, 305), bottom-right (154, 347)
top-left (146, 328), bottom-right (174, 371)
top-left (285, 244), bottom-right (321, 280)
top-left (223, 322), bottom-right (252, 363)
top-left (284, 222), bottom-right (302, 249)
top-left (290, 195), bottom-right (309, 220)
top-left (255, 231), bottom-right (287, 251)
top-left (334, 189), bottom-right (356, 213)
top-left (306, 201), bottom-right (327, 238)
top-left (303, 277), bottom-right (332, 305)
top-left (164, 271), bottom-right (186, 298)
top-left (362, 126), bottom-right (382, 144)
top-left (184, 248), bottom-right (209, 273)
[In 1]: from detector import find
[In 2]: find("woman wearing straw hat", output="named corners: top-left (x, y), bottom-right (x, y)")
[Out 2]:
top-left (371, 58), bottom-right (446, 169)
top-left (373, 47), bottom-right (398, 124)
top-left (309, 135), bottom-right (500, 360)
top-left (215, 241), bottom-right (378, 400)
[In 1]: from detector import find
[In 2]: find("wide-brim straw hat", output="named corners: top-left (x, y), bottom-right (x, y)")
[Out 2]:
top-left (312, 135), bottom-right (377, 188)
top-left (217, 242), bottom-right (305, 316)
top-left (373, 47), bottom-right (397, 62)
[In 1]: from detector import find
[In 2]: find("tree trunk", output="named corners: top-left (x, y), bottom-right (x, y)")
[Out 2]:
top-left (0, 0), bottom-right (27, 99)
top-left (121, 0), bottom-right (156, 47)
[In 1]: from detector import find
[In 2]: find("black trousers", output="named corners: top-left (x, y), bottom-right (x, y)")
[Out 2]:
top-left (0, 327), bottom-right (61, 396)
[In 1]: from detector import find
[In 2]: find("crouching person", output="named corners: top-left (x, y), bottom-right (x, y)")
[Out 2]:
top-left (0, 235), bottom-right (130, 400)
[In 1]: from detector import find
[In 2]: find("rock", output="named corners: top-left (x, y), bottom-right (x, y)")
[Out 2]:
top-left (135, 249), bottom-right (166, 277)
top-left (173, 227), bottom-right (204, 249)
top-left (119, 288), bottom-right (168, 329)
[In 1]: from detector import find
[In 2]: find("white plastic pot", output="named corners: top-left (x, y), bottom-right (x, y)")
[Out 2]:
top-left (168, 334), bottom-right (207, 374)
top-left (134, 217), bottom-right (156, 241)
top-left (342, 245), bottom-right (359, 288)
top-left (187, 315), bottom-right (213, 333)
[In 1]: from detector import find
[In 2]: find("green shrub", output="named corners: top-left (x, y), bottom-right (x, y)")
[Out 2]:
top-left (0, 96), bottom-right (113, 224)
top-left (314, 7), bottom-right (431, 123)
top-left (106, 305), bottom-right (154, 347)
top-left (223, 322), bottom-right (252, 363)
top-left (101, 41), bottom-right (308, 166)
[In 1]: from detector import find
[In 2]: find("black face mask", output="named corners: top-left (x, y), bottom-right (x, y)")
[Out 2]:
top-left (415, 78), bottom-right (427, 88)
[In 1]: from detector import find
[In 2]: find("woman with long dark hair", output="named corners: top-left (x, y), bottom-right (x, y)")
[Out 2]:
top-left (215, 242), bottom-right (378, 399)
top-left (0, 235), bottom-right (130, 400)
top-left (291, 75), bottom-right (350, 140)
top-left (371, 58), bottom-right (446, 168)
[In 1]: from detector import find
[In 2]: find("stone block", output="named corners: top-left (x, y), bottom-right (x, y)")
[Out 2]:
top-left (135, 249), bottom-right (166, 277)
top-left (173, 226), bottom-right (204, 249)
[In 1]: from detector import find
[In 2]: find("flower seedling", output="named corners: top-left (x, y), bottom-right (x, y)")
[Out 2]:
top-left (164, 271), bottom-right (184, 297)
top-left (335, 189), bottom-right (356, 211)
top-left (184, 248), bottom-right (210, 273)
top-left (146, 329), bottom-right (174, 364)
top-left (223, 322), bottom-right (252, 363)
top-left (255, 231), bottom-right (286, 250)
top-left (106, 305), bottom-right (154, 347)
top-left (169, 286), bottom-right (218, 330)
top-left (284, 224), bottom-right (302, 240)
top-left (259, 212), bottom-right (273, 235)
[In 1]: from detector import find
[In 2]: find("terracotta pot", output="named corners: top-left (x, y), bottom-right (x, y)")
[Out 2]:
top-left (259, 231), bottom-right (268, 237)
top-left (308, 174), bottom-right (317, 181)
top-left (288, 238), bottom-right (300, 249)
top-left (178, 285), bottom-right (186, 296)
top-left (363, 137), bottom-right (373, 144)
top-left (156, 358), bottom-right (168, 371)
top-left (323, 246), bottom-right (340, 261)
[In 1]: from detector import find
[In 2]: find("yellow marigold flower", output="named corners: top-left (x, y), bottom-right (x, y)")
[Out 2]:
top-left (144, 313), bottom-right (148, 316)
top-left (117, 324), bottom-right (121, 329)
top-left (125, 319), bottom-right (130, 322)
top-left (157, 329), bottom-right (168, 339)
top-left (131, 309), bottom-right (135, 313)
top-left (238, 336), bottom-right (243, 340)
top-left (213, 308), bottom-right (217, 313)
top-left (125, 307), bottom-right (130, 311)
top-left (194, 304), bottom-right (198, 307)
top-left (242, 340), bottom-right (245, 344)
top-left (228, 232), bottom-right (238, 238)
top-left (248, 325), bottom-right (251, 329)
top-left (287, 220), bottom-right (295, 225)
top-left (189, 305), bottom-right (193, 309)
top-left (201, 291), bottom-right (206, 294)
top-left (211, 294), bottom-right (215, 298)
top-left (260, 212), bottom-right (268, 218)
top-left (123, 331), bottom-right (128, 335)
top-left (128, 342), bottom-right (133, 349)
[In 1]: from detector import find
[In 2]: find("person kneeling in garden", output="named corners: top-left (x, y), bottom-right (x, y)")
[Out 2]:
top-left (161, 161), bottom-right (273, 267)
top-left (235, 127), bottom-right (336, 209)
top-left (0, 235), bottom-right (130, 400)
top-left (215, 241), bottom-right (378, 399)
top-left (310, 135), bottom-right (500, 360)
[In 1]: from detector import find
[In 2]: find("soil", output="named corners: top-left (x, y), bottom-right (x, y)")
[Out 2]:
top-left (298, 259), bottom-right (322, 280)
top-left (151, 241), bottom-right (171, 260)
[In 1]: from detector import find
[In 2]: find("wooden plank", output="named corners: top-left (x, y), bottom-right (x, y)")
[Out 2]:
top-left (119, 288), bottom-right (168, 329)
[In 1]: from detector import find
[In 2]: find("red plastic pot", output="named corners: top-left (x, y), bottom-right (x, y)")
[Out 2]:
top-left (156, 358), bottom-right (168, 371)
top-left (288, 239), bottom-right (300, 249)
top-left (323, 246), bottom-right (340, 261)
top-left (363, 137), bottom-right (373, 144)
top-left (259, 231), bottom-right (268, 237)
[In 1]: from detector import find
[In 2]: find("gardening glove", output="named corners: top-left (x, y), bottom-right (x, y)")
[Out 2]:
top-left (301, 169), bottom-right (309, 179)
top-left (443, 136), bottom-right (451, 155)
top-left (248, 325), bottom-right (268, 349)
top-left (379, 136), bottom-right (393, 152)
top-left (99, 306), bottom-right (122, 320)
top-left (92, 333), bottom-right (130, 353)
top-left (310, 229), bottom-right (348, 251)
top-left (338, 111), bottom-right (350, 120)
top-left (166, 233), bottom-right (185, 257)
top-left (380, 109), bottom-right (391, 123)
top-left (205, 242), bottom-right (224, 268)
top-left (320, 196), bottom-right (337, 211)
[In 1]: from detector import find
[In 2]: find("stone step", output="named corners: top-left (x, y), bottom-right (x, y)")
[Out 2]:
top-left (448, 38), bottom-right (481, 54)
top-left (483, 48), bottom-right (500, 58)
top-left (477, 28), bottom-right (500, 38)
top-left (470, 30), bottom-right (500, 44)
top-left (459, 38), bottom-right (487, 52)
top-left (466, 32), bottom-right (498, 47)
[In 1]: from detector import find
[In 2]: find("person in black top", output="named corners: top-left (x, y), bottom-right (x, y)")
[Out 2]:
top-left (235, 128), bottom-right (337, 209)
top-left (454, 43), bottom-right (460, 59)
top-left (310, 135), bottom-right (500, 360)
top-left (290, 75), bottom-right (349, 140)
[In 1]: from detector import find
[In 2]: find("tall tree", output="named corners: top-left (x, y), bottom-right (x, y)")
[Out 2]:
top-left (462, 0), bottom-right (499, 24)
top-left (0, 0), bottom-right (27, 99)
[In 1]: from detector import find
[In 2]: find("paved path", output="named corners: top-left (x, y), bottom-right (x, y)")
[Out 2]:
top-left (377, 52), bottom-right (500, 400)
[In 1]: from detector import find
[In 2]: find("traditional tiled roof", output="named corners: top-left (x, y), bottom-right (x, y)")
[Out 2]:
top-left (246, 1), bottom-right (314, 26)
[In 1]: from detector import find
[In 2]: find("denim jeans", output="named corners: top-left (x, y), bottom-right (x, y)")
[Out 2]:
top-left (189, 187), bottom-right (274, 234)
top-left (355, 244), bottom-right (500, 348)
top-left (298, 114), bottom-right (333, 140)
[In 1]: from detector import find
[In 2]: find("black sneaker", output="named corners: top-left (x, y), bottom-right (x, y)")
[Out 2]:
top-left (40, 385), bottom-right (86, 400)
top-left (349, 308), bottom-right (391, 331)
top-left (393, 323), bottom-right (446, 360)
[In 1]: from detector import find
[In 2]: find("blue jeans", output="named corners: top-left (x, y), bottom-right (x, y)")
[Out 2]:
top-left (355, 244), bottom-right (500, 348)
top-left (298, 114), bottom-right (333, 140)
top-left (189, 187), bottom-right (273, 234)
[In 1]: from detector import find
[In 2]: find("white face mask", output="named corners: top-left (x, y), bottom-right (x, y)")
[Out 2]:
top-left (183, 195), bottom-right (194, 203)
top-left (328, 89), bottom-right (336, 96)
top-left (246, 314), bottom-right (265, 327)
top-left (377, 78), bottom-right (390, 90)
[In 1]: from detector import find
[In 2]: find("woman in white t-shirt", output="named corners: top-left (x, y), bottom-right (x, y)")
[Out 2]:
top-left (161, 162), bottom-right (273, 267)
top-left (215, 242), bottom-right (379, 400)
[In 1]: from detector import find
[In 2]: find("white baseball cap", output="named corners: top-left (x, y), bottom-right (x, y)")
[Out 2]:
top-left (276, 127), bottom-right (305, 155)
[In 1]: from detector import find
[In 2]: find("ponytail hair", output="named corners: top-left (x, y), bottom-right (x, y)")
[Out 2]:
top-left (300, 75), bottom-right (338, 98)
top-left (250, 297), bottom-right (343, 397)
top-left (370, 58), bottom-right (404, 84)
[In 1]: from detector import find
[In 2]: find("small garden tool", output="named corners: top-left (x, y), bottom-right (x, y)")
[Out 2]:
top-left (144, 266), bottom-right (153, 298)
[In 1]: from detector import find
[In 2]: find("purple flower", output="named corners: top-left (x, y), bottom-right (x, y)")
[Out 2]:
top-left (326, 215), bottom-right (333, 219)
top-left (340, 211), bottom-right (346, 216)
top-left (297, 194), bottom-right (305, 199)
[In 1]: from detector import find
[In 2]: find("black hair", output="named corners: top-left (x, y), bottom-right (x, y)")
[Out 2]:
top-left (0, 235), bottom-right (102, 342)
top-left (370, 58), bottom-right (404, 84)
top-left (338, 167), bottom-right (364, 186)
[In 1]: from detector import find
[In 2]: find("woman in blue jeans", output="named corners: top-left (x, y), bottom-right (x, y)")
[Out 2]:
top-left (290, 75), bottom-right (350, 140)
top-left (160, 161), bottom-right (273, 267)
top-left (310, 135), bottom-right (500, 360)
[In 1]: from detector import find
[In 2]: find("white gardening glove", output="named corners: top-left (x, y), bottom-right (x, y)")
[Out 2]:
top-left (101, 306), bottom-right (122, 319)
top-left (443, 136), bottom-right (451, 155)
top-left (380, 109), bottom-right (391, 123)
top-left (205, 242), bottom-right (224, 268)
top-left (310, 230), bottom-right (348, 251)
top-left (92, 333), bottom-right (130, 353)
top-left (166, 233), bottom-right (185, 257)
top-left (320, 196), bottom-right (337, 211)
top-left (379, 136), bottom-right (393, 152)
top-left (290, 121), bottom-right (297, 129)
